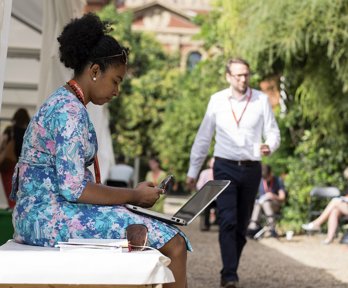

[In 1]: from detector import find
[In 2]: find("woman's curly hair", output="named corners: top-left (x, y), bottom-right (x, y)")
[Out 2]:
top-left (57, 13), bottom-right (128, 75)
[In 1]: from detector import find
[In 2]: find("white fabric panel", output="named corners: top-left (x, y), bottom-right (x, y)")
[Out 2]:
top-left (7, 16), bottom-right (41, 48)
top-left (12, 0), bottom-right (42, 32)
top-left (87, 104), bottom-right (115, 183)
top-left (0, 240), bottom-right (174, 285)
top-left (4, 57), bottom-right (40, 83)
top-left (0, 0), bottom-right (13, 113)
top-left (36, 0), bottom-right (84, 106)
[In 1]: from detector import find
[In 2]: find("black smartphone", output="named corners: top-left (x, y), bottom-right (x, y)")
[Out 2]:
top-left (157, 175), bottom-right (175, 192)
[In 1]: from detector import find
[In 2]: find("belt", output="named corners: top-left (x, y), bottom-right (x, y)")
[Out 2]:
top-left (215, 157), bottom-right (260, 166)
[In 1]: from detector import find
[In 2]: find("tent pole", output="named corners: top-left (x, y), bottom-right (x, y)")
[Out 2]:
top-left (0, 0), bottom-right (13, 114)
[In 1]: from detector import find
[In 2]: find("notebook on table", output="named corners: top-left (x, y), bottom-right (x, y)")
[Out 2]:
top-left (126, 180), bottom-right (230, 226)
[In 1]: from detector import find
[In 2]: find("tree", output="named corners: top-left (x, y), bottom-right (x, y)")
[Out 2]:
top-left (205, 0), bottom-right (348, 228)
top-left (98, 5), bottom-right (179, 159)
top-left (154, 56), bottom-right (226, 180)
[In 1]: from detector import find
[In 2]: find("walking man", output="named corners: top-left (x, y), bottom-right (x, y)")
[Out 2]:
top-left (186, 58), bottom-right (280, 288)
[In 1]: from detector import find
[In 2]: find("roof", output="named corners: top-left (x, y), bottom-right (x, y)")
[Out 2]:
top-left (128, 0), bottom-right (193, 21)
top-left (128, 0), bottom-right (199, 30)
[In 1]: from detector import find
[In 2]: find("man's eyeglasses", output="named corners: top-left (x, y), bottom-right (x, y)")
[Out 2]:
top-left (93, 48), bottom-right (128, 65)
top-left (230, 73), bottom-right (250, 80)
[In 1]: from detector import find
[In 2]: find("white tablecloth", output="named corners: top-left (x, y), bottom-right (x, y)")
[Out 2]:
top-left (0, 240), bottom-right (174, 285)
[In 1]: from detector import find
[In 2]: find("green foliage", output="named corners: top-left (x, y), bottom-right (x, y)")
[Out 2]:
top-left (154, 57), bottom-right (226, 180)
top-left (99, 1), bottom-right (348, 220)
top-left (113, 68), bottom-right (181, 158)
top-left (98, 5), bottom-right (179, 159)
top-left (207, 0), bottom-right (348, 228)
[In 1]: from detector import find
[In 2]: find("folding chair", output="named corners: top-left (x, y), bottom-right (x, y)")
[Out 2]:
top-left (308, 186), bottom-right (340, 222)
top-left (253, 209), bottom-right (282, 240)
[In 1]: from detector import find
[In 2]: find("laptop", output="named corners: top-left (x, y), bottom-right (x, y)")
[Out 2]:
top-left (125, 180), bottom-right (230, 226)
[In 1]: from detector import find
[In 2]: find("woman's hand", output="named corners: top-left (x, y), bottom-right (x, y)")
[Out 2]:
top-left (132, 181), bottom-right (164, 208)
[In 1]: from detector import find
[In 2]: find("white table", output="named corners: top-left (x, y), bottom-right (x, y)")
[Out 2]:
top-left (0, 240), bottom-right (174, 288)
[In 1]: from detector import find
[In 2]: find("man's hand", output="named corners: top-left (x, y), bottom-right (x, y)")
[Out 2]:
top-left (186, 177), bottom-right (196, 191)
top-left (260, 144), bottom-right (271, 156)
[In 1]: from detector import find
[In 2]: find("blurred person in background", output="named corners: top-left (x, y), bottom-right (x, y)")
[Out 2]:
top-left (302, 167), bottom-right (348, 244)
top-left (0, 108), bottom-right (30, 208)
top-left (247, 164), bottom-right (286, 237)
top-left (146, 157), bottom-right (167, 212)
top-left (107, 155), bottom-right (134, 187)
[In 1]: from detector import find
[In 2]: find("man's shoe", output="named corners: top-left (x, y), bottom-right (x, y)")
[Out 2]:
top-left (221, 279), bottom-right (239, 288)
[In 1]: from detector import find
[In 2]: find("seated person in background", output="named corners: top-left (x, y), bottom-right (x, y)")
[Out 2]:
top-left (107, 155), bottom-right (134, 187)
top-left (248, 164), bottom-right (286, 236)
top-left (302, 168), bottom-right (348, 244)
top-left (0, 108), bottom-right (30, 208)
top-left (146, 157), bottom-right (167, 213)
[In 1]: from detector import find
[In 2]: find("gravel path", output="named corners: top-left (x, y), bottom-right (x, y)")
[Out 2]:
top-left (181, 219), bottom-right (348, 288)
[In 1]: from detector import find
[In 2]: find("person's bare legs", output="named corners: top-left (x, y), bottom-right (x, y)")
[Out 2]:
top-left (159, 234), bottom-right (188, 288)
top-left (312, 198), bottom-right (342, 227)
top-left (261, 200), bottom-right (277, 229)
top-left (325, 208), bottom-right (341, 243)
top-left (248, 202), bottom-right (261, 230)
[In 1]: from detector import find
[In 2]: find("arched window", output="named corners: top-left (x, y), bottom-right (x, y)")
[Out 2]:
top-left (186, 51), bottom-right (202, 71)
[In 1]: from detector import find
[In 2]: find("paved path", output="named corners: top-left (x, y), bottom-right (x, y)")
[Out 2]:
top-left (181, 219), bottom-right (348, 288)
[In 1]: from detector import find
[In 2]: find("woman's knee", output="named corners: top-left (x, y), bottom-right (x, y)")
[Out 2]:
top-left (161, 234), bottom-right (187, 257)
top-left (330, 207), bottom-right (341, 218)
top-left (330, 198), bottom-right (340, 206)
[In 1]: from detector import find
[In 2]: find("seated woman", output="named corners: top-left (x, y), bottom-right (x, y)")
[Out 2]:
top-left (302, 194), bottom-right (348, 244)
top-left (10, 13), bottom-right (191, 288)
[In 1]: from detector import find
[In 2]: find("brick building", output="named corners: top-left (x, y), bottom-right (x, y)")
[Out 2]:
top-left (86, 0), bottom-right (211, 69)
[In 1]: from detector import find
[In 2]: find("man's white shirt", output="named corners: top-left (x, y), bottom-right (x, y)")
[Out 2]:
top-left (187, 87), bottom-right (280, 179)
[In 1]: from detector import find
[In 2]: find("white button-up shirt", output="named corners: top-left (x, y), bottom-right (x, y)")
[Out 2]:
top-left (187, 87), bottom-right (280, 179)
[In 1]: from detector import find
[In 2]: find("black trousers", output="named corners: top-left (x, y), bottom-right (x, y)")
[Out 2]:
top-left (214, 157), bottom-right (261, 282)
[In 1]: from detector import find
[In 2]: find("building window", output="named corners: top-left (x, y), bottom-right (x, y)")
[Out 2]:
top-left (186, 51), bottom-right (202, 71)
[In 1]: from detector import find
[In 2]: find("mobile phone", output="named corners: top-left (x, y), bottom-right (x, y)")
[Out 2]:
top-left (157, 175), bottom-right (175, 192)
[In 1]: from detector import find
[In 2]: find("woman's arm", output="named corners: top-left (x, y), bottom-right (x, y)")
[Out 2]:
top-left (78, 181), bottom-right (163, 208)
top-left (277, 189), bottom-right (286, 202)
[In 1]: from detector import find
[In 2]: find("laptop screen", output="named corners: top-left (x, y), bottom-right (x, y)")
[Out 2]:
top-left (173, 180), bottom-right (230, 223)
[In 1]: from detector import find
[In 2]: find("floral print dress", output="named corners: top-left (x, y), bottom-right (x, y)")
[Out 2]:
top-left (11, 87), bottom-right (192, 250)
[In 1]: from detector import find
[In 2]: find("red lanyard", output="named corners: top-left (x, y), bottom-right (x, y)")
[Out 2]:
top-left (262, 178), bottom-right (273, 193)
top-left (67, 79), bottom-right (101, 184)
top-left (229, 89), bottom-right (252, 127)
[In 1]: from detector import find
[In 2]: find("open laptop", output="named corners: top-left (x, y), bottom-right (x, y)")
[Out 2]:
top-left (125, 180), bottom-right (230, 226)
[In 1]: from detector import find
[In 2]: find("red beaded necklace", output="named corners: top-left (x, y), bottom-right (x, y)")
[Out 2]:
top-left (67, 79), bottom-right (101, 184)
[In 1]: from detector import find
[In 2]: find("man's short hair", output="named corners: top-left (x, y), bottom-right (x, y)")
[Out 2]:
top-left (226, 58), bottom-right (250, 74)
